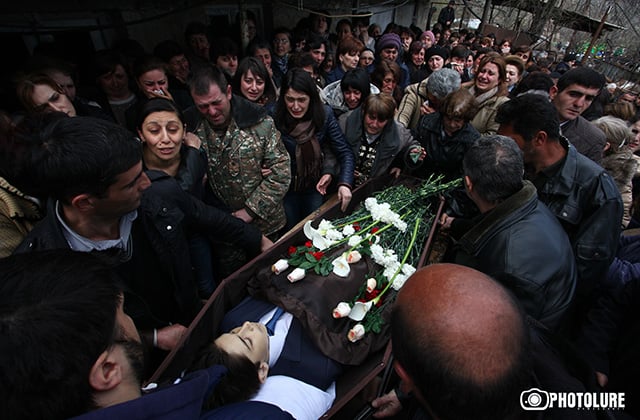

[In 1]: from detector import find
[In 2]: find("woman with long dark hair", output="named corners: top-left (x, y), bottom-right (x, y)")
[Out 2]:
top-left (273, 69), bottom-right (354, 229)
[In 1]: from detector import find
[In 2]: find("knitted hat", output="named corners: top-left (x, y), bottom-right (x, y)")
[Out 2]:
top-left (421, 30), bottom-right (436, 46)
top-left (376, 33), bottom-right (402, 55)
top-left (425, 45), bottom-right (450, 61)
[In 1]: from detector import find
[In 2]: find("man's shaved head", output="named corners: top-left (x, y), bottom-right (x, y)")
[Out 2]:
top-left (392, 263), bottom-right (531, 420)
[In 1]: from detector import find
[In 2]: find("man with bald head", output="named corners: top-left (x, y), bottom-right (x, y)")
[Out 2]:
top-left (391, 263), bottom-right (530, 419)
top-left (372, 264), bottom-right (597, 420)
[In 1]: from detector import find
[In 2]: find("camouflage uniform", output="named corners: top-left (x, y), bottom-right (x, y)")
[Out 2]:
top-left (191, 95), bottom-right (291, 236)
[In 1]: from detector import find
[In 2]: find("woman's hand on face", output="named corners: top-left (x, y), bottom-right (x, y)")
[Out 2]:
top-left (149, 88), bottom-right (175, 102)
top-left (183, 132), bottom-right (202, 149)
top-left (316, 174), bottom-right (333, 195)
top-left (338, 185), bottom-right (352, 212)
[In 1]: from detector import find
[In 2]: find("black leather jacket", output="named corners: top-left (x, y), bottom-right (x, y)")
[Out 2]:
top-left (451, 182), bottom-right (577, 330)
top-left (533, 142), bottom-right (623, 297)
top-left (14, 193), bottom-right (202, 328)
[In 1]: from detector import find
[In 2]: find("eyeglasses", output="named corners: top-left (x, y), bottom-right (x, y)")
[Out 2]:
top-left (274, 38), bottom-right (290, 44)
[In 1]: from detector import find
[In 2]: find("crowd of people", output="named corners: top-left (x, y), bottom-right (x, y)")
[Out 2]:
top-left (1, 4), bottom-right (640, 419)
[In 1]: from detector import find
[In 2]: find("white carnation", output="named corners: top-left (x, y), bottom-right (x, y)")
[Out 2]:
top-left (348, 235), bottom-right (363, 247)
top-left (402, 264), bottom-right (416, 276)
top-left (392, 273), bottom-right (409, 290)
top-left (325, 229), bottom-right (344, 241)
top-left (342, 224), bottom-right (355, 236)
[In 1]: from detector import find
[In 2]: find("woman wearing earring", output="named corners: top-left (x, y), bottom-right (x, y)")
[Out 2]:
top-left (136, 98), bottom-right (272, 296)
top-left (136, 97), bottom-right (204, 195)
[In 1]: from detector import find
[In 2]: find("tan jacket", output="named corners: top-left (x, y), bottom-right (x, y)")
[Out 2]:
top-left (395, 79), bottom-right (430, 130)
top-left (466, 85), bottom-right (510, 136)
top-left (0, 177), bottom-right (42, 257)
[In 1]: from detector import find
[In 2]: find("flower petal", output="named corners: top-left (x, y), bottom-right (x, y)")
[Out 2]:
top-left (348, 324), bottom-right (366, 342)
top-left (271, 259), bottom-right (289, 274)
top-left (332, 302), bottom-right (352, 318)
top-left (366, 278), bottom-right (377, 293)
top-left (332, 255), bottom-right (350, 277)
top-left (303, 220), bottom-right (316, 240)
top-left (346, 250), bottom-right (362, 264)
top-left (287, 268), bottom-right (306, 283)
top-left (348, 301), bottom-right (372, 321)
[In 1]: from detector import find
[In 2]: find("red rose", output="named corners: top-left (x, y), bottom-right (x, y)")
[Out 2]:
top-left (305, 241), bottom-right (313, 248)
top-left (354, 223), bottom-right (361, 231)
top-left (312, 251), bottom-right (324, 261)
top-left (365, 289), bottom-right (380, 300)
top-left (288, 246), bottom-right (297, 255)
top-left (371, 227), bottom-right (380, 234)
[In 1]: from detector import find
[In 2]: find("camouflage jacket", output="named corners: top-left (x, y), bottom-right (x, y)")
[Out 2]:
top-left (189, 96), bottom-right (291, 235)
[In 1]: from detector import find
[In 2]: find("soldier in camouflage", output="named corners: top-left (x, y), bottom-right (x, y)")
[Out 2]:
top-left (185, 65), bottom-right (291, 238)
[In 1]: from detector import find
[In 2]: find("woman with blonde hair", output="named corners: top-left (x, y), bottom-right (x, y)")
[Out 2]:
top-left (593, 116), bottom-right (638, 227)
top-left (465, 52), bottom-right (509, 135)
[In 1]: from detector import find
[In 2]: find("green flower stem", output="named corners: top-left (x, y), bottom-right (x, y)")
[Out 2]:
top-left (370, 217), bottom-right (422, 306)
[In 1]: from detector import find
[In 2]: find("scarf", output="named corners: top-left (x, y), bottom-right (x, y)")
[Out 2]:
top-left (469, 86), bottom-right (499, 105)
top-left (290, 120), bottom-right (321, 191)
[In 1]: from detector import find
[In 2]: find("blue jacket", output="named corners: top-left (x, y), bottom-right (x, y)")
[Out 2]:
top-left (221, 296), bottom-right (343, 390)
top-left (276, 104), bottom-right (355, 190)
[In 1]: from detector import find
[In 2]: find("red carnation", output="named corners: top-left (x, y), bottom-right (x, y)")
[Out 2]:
top-left (354, 222), bottom-right (361, 231)
top-left (371, 227), bottom-right (380, 234)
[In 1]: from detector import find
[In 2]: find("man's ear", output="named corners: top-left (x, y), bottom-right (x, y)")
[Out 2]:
top-left (257, 361), bottom-right (269, 384)
top-left (603, 141), bottom-right (611, 152)
top-left (549, 84), bottom-right (558, 100)
top-left (226, 84), bottom-right (233, 100)
top-left (89, 349), bottom-right (124, 392)
top-left (463, 175), bottom-right (473, 193)
top-left (393, 360), bottom-right (416, 395)
top-left (532, 130), bottom-right (548, 147)
top-left (70, 193), bottom-right (95, 212)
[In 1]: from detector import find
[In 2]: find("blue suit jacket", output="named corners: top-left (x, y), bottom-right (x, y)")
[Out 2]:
top-left (221, 296), bottom-right (343, 390)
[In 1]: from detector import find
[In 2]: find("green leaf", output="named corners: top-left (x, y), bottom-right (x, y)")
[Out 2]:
top-left (305, 253), bottom-right (317, 263)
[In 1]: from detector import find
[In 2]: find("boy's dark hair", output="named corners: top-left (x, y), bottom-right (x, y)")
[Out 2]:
top-left (190, 344), bottom-right (261, 410)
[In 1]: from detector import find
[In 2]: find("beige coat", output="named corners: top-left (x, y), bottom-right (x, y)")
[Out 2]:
top-left (395, 79), bottom-right (430, 130)
top-left (466, 85), bottom-right (510, 136)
